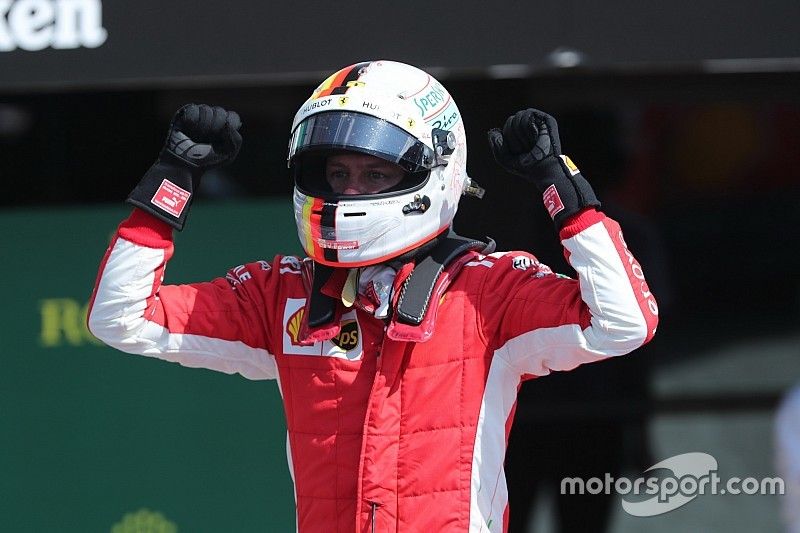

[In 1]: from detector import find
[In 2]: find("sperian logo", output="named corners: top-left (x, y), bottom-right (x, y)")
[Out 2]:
top-left (0, 0), bottom-right (107, 52)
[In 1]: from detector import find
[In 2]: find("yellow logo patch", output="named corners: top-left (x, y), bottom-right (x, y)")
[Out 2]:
top-left (111, 509), bottom-right (177, 533)
top-left (286, 307), bottom-right (305, 346)
top-left (282, 298), bottom-right (363, 360)
top-left (331, 320), bottom-right (359, 351)
top-left (560, 155), bottom-right (581, 176)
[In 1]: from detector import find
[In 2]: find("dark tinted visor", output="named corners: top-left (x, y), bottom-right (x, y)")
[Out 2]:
top-left (288, 111), bottom-right (434, 173)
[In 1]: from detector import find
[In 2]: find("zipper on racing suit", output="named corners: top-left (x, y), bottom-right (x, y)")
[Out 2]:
top-left (370, 501), bottom-right (380, 533)
top-left (364, 327), bottom-right (386, 533)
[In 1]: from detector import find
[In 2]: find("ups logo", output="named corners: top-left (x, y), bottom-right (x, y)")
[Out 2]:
top-left (331, 320), bottom-right (359, 351)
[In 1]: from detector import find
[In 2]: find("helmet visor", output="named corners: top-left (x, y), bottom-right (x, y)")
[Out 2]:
top-left (288, 111), bottom-right (434, 173)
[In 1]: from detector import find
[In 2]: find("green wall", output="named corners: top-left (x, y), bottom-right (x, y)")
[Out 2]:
top-left (1, 200), bottom-right (301, 532)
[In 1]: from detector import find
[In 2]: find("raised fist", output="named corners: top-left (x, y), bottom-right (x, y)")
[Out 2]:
top-left (163, 104), bottom-right (242, 168)
top-left (487, 108), bottom-right (561, 174)
top-left (488, 108), bottom-right (600, 228)
top-left (126, 103), bottom-right (243, 231)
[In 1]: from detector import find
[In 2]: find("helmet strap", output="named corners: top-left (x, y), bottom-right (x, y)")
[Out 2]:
top-left (307, 263), bottom-right (338, 328)
top-left (303, 232), bottom-right (496, 341)
top-left (393, 232), bottom-right (495, 326)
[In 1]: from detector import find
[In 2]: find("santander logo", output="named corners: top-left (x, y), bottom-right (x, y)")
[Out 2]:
top-left (618, 230), bottom-right (658, 318)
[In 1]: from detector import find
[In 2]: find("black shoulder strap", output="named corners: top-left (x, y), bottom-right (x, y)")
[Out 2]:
top-left (395, 234), bottom-right (495, 326)
top-left (307, 263), bottom-right (337, 328)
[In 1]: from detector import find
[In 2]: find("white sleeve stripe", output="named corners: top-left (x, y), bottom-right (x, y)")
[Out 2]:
top-left (469, 354), bottom-right (518, 531)
top-left (501, 221), bottom-right (648, 375)
top-left (107, 325), bottom-right (278, 380)
top-left (499, 324), bottom-right (630, 376)
top-left (563, 221), bottom-right (648, 343)
top-left (89, 237), bottom-right (278, 381)
top-left (89, 238), bottom-right (161, 334)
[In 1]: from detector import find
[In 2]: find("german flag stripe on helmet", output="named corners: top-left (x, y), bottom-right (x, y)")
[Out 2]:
top-left (313, 61), bottom-right (371, 99)
top-left (303, 196), bottom-right (324, 259)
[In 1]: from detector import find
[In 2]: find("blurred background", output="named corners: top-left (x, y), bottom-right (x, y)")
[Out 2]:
top-left (1, 0), bottom-right (799, 531)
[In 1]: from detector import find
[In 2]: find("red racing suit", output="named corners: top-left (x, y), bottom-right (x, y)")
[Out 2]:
top-left (88, 207), bottom-right (658, 532)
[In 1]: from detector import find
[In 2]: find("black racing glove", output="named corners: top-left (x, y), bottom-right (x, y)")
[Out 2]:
top-left (126, 103), bottom-right (242, 230)
top-left (488, 108), bottom-right (600, 229)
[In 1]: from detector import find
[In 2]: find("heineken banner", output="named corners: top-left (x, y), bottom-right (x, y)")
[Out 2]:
top-left (0, 200), bottom-right (300, 531)
top-left (1, 0), bottom-right (799, 91)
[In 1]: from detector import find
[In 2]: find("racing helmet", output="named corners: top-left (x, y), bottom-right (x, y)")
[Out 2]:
top-left (288, 60), bottom-right (474, 268)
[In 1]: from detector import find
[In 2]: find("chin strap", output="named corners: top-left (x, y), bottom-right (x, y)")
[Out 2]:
top-left (299, 232), bottom-right (495, 344)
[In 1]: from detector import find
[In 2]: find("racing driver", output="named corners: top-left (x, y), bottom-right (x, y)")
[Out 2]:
top-left (88, 60), bottom-right (659, 532)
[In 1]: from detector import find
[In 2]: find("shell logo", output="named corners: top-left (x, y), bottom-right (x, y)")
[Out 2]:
top-left (286, 307), bottom-right (305, 346)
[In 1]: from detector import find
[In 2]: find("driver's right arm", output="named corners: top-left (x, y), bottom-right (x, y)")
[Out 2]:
top-left (88, 209), bottom-right (278, 380)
